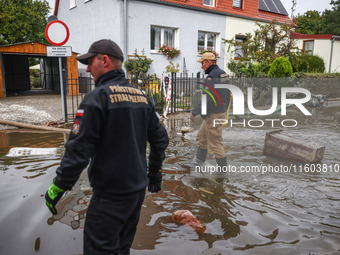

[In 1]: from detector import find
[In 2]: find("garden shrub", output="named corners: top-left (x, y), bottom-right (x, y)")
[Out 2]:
top-left (228, 58), bottom-right (271, 76)
top-left (268, 56), bottom-right (293, 77)
top-left (124, 49), bottom-right (153, 77)
top-left (290, 54), bottom-right (325, 73)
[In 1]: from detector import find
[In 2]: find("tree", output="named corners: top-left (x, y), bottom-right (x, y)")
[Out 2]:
top-left (321, 0), bottom-right (340, 35)
top-left (223, 20), bottom-right (299, 75)
top-left (224, 20), bottom-right (298, 63)
top-left (0, 0), bottom-right (50, 45)
top-left (295, 10), bottom-right (325, 35)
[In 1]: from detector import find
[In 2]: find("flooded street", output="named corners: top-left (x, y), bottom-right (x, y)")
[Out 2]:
top-left (0, 103), bottom-right (339, 254)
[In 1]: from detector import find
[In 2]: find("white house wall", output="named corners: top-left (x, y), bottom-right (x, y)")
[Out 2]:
top-left (56, 0), bottom-right (226, 77)
top-left (127, 1), bottom-right (226, 77)
top-left (56, 0), bottom-right (124, 76)
top-left (224, 16), bottom-right (260, 74)
top-left (295, 39), bottom-right (340, 73)
top-left (330, 40), bottom-right (340, 73)
top-left (314, 40), bottom-right (332, 72)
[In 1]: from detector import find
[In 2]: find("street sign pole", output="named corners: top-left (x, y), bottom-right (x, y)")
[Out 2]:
top-left (58, 57), bottom-right (67, 121)
top-left (45, 19), bottom-right (70, 122)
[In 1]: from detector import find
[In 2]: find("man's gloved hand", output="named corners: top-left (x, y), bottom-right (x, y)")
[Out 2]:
top-left (45, 180), bottom-right (65, 215)
top-left (147, 170), bottom-right (162, 193)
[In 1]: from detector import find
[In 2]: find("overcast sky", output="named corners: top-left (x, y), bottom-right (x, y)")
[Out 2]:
top-left (46, 0), bottom-right (334, 17)
top-left (280, 0), bottom-right (333, 17)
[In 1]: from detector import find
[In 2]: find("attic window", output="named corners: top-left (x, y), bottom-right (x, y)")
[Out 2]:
top-left (203, 0), bottom-right (215, 7)
top-left (233, 0), bottom-right (242, 8)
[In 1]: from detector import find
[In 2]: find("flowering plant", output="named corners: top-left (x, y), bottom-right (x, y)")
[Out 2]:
top-left (159, 44), bottom-right (181, 59)
top-left (199, 48), bottom-right (219, 57)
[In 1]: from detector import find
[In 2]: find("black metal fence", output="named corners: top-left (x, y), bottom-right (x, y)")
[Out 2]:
top-left (65, 73), bottom-right (340, 121)
top-left (65, 72), bottom-right (196, 121)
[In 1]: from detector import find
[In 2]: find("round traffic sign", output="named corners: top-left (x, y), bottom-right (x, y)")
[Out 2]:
top-left (45, 20), bottom-right (70, 46)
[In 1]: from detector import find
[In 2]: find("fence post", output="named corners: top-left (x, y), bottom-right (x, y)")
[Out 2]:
top-left (171, 72), bottom-right (176, 113)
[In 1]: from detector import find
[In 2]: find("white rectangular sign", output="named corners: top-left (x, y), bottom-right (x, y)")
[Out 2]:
top-left (47, 46), bottom-right (72, 57)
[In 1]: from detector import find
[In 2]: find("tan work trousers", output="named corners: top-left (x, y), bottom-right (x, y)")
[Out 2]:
top-left (196, 112), bottom-right (226, 159)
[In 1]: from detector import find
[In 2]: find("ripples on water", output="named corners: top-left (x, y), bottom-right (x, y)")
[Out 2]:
top-left (0, 105), bottom-right (339, 254)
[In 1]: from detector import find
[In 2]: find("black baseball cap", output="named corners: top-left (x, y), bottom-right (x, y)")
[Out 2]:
top-left (76, 39), bottom-right (124, 64)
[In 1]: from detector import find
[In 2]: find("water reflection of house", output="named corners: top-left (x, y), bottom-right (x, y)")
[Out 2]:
top-left (0, 131), bottom-right (8, 147)
top-left (0, 130), bottom-right (66, 151)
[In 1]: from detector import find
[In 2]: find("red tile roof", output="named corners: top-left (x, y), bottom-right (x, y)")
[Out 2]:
top-left (54, 0), bottom-right (291, 23)
top-left (290, 31), bottom-right (333, 40)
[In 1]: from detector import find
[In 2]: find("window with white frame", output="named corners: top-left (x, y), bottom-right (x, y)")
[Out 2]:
top-left (150, 26), bottom-right (178, 51)
top-left (197, 31), bottom-right (219, 54)
top-left (70, 0), bottom-right (76, 9)
top-left (233, 0), bottom-right (242, 8)
top-left (203, 0), bottom-right (215, 7)
top-left (303, 40), bottom-right (314, 55)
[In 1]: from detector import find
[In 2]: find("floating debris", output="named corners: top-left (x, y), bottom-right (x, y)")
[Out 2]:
top-left (181, 126), bottom-right (191, 134)
top-left (198, 188), bottom-right (214, 194)
top-left (172, 210), bottom-right (206, 233)
top-left (34, 237), bottom-right (40, 252)
top-left (6, 147), bottom-right (59, 157)
top-left (263, 130), bottom-right (325, 163)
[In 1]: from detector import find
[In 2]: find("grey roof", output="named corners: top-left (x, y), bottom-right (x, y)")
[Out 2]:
top-left (259, 0), bottom-right (289, 16)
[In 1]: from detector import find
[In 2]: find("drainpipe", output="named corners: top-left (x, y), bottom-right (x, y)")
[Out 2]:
top-left (329, 36), bottom-right (335, 73)
top-left (329, 35), bottom-right (340, 73)
top-left (123, 0), bottom-right (128, 76)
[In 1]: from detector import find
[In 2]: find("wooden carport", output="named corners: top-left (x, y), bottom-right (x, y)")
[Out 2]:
top-left (0, 41), bottom-right (78, 98)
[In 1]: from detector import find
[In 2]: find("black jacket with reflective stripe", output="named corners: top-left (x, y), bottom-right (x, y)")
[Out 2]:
top-left (54, 69), bottom-right (169, 195)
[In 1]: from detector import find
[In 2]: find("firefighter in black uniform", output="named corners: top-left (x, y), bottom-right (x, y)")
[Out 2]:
top-left (191, 52), bottom-right (230, 168)
top-left (45, 39), bottom-right (169, 255)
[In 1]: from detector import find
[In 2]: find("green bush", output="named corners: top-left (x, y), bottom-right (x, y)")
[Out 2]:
top-left (124, 49), bottom-right (153, 77)
top-left (227, 58), bottom-right (271, 76)
top-left (268, 56), bottom-right (293, 77)
top-left (290, 54), bottom-right (325, 73)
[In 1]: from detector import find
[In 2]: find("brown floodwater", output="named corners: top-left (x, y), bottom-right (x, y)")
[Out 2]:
top-left (0, 104), bottom-right (339, 255)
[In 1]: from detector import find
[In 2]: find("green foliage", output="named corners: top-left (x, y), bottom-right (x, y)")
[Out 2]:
top-left (124, 49), bottom-right (153, 76)
top-left (268, 56), bottom-right (293, 77)
top-left (227, 58), bottom-right (271, 76)
top-left (164, 60), bottom-right (180, 74)
top-left (223, 20), bottom-right (299, 76)
top-left (0, 0), bottom-right (50, 45)
top-left (295, 10), bottom-right (325, 35)
top-left (321, 0), bottom-right (340, 35)
top-left (148, 91), bottom-right (165, 114)
top-left (223, 20), bottom-right (298, 63)
top-left (289, 54), bottom-right (325, 73)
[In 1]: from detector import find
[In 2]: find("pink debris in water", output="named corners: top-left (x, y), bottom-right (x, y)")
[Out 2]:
top-left (172, 210), bottom-right (206, 233)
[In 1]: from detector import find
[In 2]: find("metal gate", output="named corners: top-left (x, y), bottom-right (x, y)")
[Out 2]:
top-left (65, 72), bottom-right (196, 122)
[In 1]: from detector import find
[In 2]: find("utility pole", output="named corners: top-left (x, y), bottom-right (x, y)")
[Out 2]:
top-left (291, 0), bottom-right (297, 20)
